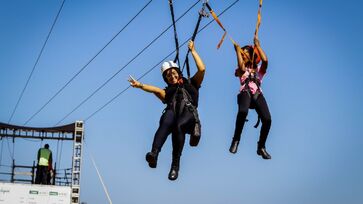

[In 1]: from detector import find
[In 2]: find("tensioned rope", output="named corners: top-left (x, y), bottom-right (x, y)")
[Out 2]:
top-left (54, 0), bottom-right (200, 126)
top-left (24, 0), bottom-right (154, 125)
top-left (83, 0), bottom-right (240, 122)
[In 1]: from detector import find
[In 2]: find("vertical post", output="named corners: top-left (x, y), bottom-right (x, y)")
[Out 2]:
top-left (31, 161), bottom-right (35, 184)
top-left (53, 162), bottom-right (57, 185)
top-left (11, 159), bottom-right (15, 183)
top-left (71, 121), bottom-right (84, 204)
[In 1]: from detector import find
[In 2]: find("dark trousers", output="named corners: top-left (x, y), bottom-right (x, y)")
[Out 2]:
top-left (233, 91), bottom-right (272, 148)
top-left (152, 108), bottom-right (195, 157)
top-left (35, 165), bottom-right (50, 185)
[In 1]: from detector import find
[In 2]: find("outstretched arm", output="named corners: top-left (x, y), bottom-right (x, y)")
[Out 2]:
top-left (254, 36), bottom-right (268, 74)
top-left (190, 41), bottom-right (206, 87)
top-left (128, 76), bottom-right (166, 102)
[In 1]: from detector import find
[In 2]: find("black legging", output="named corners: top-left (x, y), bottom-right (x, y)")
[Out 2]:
top-left (233, 91), bottom-right (272, 148)
top-left (152, 108), bottom-right (195, 157)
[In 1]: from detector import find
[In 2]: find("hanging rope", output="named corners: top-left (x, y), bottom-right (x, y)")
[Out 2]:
top-left (168, 0), bottom-right (181, 67)
top-left (181, 1), bottom-right (209, 80)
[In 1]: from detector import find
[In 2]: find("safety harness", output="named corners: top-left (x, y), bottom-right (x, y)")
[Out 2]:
top-left (167, 81), bottom-right (201, 147)
top-left (239, 69), bottom-right (261, 128)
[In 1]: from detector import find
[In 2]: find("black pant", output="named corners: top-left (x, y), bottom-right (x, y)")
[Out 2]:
top-left (35, 165), bottom-right (50, 184)
top-left (152, 108), bottom-right (195, 157)
top-left (233, 91), bottom-right (272, 148)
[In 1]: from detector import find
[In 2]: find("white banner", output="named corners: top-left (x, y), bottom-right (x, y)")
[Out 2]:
top-left (0, 182), bottom-right (71, 204)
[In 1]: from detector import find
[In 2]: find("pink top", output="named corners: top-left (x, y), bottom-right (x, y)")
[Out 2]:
top-left (239, 66), bottom-right (266, 94)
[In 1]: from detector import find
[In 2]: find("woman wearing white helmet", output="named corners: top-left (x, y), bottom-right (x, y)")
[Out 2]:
top-left (128, 40), bottom-right (205, 180)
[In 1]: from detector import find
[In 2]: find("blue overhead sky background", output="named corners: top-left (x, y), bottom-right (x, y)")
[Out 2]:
top-left (0, 0), bottom-right (362, 203)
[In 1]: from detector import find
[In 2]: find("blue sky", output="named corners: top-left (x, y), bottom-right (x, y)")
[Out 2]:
top-left (0, 0), bottom-right (362, 203)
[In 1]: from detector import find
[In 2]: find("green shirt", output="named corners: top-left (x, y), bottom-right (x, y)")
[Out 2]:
top-left (38, 148), bottom-right (52, 166)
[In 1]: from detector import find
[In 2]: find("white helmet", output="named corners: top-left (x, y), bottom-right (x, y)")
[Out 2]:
top-left (161, 61), bottom-right (179, 74)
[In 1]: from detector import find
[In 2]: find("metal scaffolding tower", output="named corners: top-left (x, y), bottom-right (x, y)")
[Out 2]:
top-left (0, 121), bottom-right (84, 204)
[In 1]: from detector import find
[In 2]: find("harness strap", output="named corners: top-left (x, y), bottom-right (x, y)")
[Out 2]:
top-left (254, 117), bottom-right (261, 128)
top-left (181, 88), bottom-right (200, 124)
top-left (243, 74), bottom-right (262, 128)
top-left (169, 0), bottom-right (180, 67)
top-left (168, 85), bottom-right (200, 124)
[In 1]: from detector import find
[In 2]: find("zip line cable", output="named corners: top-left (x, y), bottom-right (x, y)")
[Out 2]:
top-left (84, 0), bottom-right (240, 122)
top-left (23, 0), bottom-right (154, 125)
top-left (54, 0), bottom-right (200, 125)
top-left (8, 0), bottom-right (66, 124)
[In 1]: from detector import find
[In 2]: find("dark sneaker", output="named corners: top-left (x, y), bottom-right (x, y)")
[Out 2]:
top-left (229, 140), bottom-right (239, 154)
top-left (257, 148), bottom-right (271, 160)
top-left (145, 152), bottom-right (158, 168)
top-left (168, 166), bottom-right (179, 181)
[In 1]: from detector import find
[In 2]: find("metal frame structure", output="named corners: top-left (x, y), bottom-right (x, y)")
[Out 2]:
top-left (0, 121), bottom-right (84, 204)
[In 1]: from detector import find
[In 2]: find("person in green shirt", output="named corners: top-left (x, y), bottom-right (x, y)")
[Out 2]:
top-left (35, 144), bottom-right (53, 184)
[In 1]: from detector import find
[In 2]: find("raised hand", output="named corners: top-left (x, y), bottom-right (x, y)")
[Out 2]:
top-left (128, 75), bottom-right (142, 88)
top-left (188, 40), bottom-right (195, 51)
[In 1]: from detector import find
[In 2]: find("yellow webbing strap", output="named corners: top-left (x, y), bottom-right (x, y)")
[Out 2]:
top-left (207, 0), bottom-right (264, 51)
top-left (254, 0), bottom-right (263, 38)
top-left (251, 0), bottom-right (263, 65)
top-left (206, 2), bottom-right (228, 49)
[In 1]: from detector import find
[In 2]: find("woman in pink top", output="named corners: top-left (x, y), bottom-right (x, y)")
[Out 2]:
top-left (229, 37), bottom-right (272, 159)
